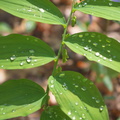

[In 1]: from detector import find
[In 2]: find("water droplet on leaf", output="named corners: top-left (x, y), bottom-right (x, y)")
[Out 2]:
top-left (99, 106), bottom-right (104, 112)
top-left (10, 55), bottom-right (16, 61)
top-left (81, 86), bottom-right (86, 91)
top-left (68, 111), bottom-right (71, 115)
top-left (29, 49), bottom-right (35, 54)
top-left (95, 52), bottom-right (100, 57)
top-left (26, 57), bottom-right (32, 63)
top-left (20, 62), bottom-right (24, 66)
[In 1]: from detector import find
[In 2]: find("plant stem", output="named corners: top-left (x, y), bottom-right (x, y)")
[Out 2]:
top-left (52, 3), bottom-right (75, 76)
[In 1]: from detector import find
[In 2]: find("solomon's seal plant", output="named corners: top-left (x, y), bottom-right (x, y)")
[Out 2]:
top-left (0, 0), bottom-right (120, 119)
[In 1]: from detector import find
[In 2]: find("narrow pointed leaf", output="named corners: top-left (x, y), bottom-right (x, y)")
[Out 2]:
top-left (64, 32), bottom-right (120, 72)
top-left (0, 0), bottom-right (66, 25)
top-left (74, 0), bottom-right (120, 21)
top-left (0, 79), bottom-right (48, 119)
top-left (48, 71), bottom-right (109, 120)
top-left (0, 34), bottom-right (55, 69)
top-left (41, 106), bottom-right (71, 120)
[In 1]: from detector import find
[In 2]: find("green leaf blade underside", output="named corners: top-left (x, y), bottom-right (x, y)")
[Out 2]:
top-left (48, 71), bottom-right (109, 120)
top-left (0, 79), bottom-right (48, 119)
top-left (41, 106), bottom-right (71, 120)
top-left (0, 34), bottom-right (55, 69)
top-left (64, 32), bottom-right (120, 72)
top-left (0, 0), bottom-right (66, 25)
top-left (74, 0), bottom-right (120, 21)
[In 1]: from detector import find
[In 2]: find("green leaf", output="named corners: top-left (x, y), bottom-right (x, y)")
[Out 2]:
top-left (74, 0), bottom-right (120, 21)
top-left (48, 71), bottom-right (109, 120)
top-left (0, 79), bottom-right (48, 119)
top-left (0, 0), bottom-right (66, 26)
top-left (0, 34), bottom-right (55, 69)
top-left (41, 106), bottom-right (71, 120)
top-left (64, 32), bottom-right (120, 72)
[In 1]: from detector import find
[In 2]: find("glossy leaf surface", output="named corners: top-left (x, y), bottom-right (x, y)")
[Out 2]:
top-left (64, 32), bottom-right (120, 72)
top-left (74, 0), bottom-right (120, 21)
top-left (41, 106), bottom-right (71, 120)
top-left (0, 0), bottom-right (66, 25)
top-left (49, 71), bottom-right (109, 120)
top-left (0, 34), bottom-right (55, 69)
top-left (0, 79), bottom-right (47, 119)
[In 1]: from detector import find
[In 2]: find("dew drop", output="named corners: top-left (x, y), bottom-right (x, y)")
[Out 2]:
top-left (28, 9), bottom-right (32, 12)
top-left (50, 85), bottom-right (54, 88)
top-left (26, 57), bottom-right (32, 63)
top-left (75, 102), bottom-right (79, 105)
top-left (62, 83), bottom-right (66, 87)
top-left (109, 2), bottom-right (112, 6)
top-left (103, 57), bottom-right (106, 60)
top-left (93, 43), bottom-right (98, 46)
top-left (100, 55), bottom-right (103, 58)
top-left (98, 59), bottom-right (100, 62)
top-left (109, 58), bottom-right (112, 62)
top-left (95, 52), bottom-right (100, 57)
top-left (102, 45), bottom-right (105, 48)
top-left (107, 50), bottom-right (111, 53)
top-left (81, 86), bottom-right (86, 91)
top-left (96, 99), bottom-right (100, 103)
top-left (79, 34), bottom-right (83, 38)
top-left (12, 109), bottom-right (15, 112)
top-left (34, 59), bottom-right (37, 62)
top-left (82, 114), bottom-right (85, 119)
top-left (20, 62), bottom-right (24, 66)
top-left (99, 106), bottom-right (104, 112)
top-left (29, 49), bottom-right (35, 54)
top-left (10, 55), bottom-right (16, 61)
top-left (59, 73), bottom-right (65, 78)
top-left (106, 39), bottom-right (112, 43)
top-left (72, 116), bottom-right (76, 120)
top-left (89, 82), bottom-right (93, 86)
top-left (39, 8), bottom-right (45, 12)
top-left (82, 2), bottom-right (87, 7)
top-left (1, 65), bottom-right (4, 68)
top-left (84, 107), bottom-right (88, 111)
top-left (50, 80), bottom-right (54, 84)
top-left (75, 84), bottom-right (79, 88)
top-left (84, 46), bottom-right (89, 50)
top-left (88, 48), bottom-right (92, 52)
top-left (92, 97), bottom-right (95, 99)
top-left (68, 111), bottom-right (71, 115)
top-left (88, 40), bottom-right (91, 42)
top-left (85, 33), bottom-right (89, 36)
top-left (83, 78), bottom-right (87, 82)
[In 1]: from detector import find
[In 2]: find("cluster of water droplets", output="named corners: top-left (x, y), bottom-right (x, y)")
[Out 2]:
top-left (47, 108), bottom-right (67, 120)
top-left (67, 108), bottom-right (88, 120)
top-left (77, 33), bottom-right (115, 63)
top-left (16, 5), bottom-right (51, 19)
